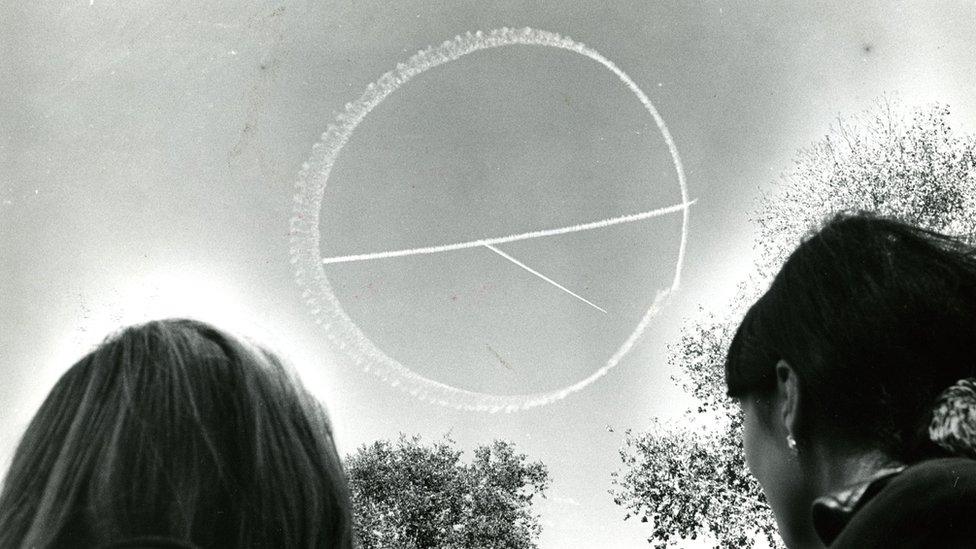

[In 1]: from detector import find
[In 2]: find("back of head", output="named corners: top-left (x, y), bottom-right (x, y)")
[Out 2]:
top-left (726, 212), bottom-right (976, 462)
top-left (0, 319), bottom-right (353, 548)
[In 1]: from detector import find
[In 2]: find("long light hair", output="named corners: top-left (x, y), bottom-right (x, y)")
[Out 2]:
top-left (0, 318), bottom-right (354, 548)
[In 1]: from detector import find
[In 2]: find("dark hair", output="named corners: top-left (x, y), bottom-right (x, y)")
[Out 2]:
top-left (0, 319), bottom-right (354, 548)
top-left (726, 212), bottom-right (976, 462)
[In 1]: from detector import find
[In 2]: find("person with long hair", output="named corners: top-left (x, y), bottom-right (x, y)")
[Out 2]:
top-left (726, 213), bottom-right (976, 548)
top-left (0, 318), bottom-right (354, 548)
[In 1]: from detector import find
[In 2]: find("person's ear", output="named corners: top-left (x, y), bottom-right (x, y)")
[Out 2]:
top-left (775, 359), bottom-right (801, 438)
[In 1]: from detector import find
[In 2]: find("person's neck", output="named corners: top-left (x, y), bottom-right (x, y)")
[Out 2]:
top-left (809, 444), bottom-right (900, 497)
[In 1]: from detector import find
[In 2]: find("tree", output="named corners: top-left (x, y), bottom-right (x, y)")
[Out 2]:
top-left (611, 312), bottom-right (778, 549)
top-left (346, 434), bottom-right (550, 549)
top-left (611, 98), bottom-right (976, 548)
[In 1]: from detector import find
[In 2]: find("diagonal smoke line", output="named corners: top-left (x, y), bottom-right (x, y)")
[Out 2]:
top-left (484, 244), bottom-right (608, 315)
top-left (320, 200), bottom-right (695, 265)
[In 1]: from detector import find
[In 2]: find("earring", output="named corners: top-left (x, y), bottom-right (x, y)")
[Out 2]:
top-left (786, 434), bottom-right (798, 455)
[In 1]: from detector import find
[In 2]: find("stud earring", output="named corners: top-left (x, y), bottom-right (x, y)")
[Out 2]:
top-left (786, 434), bottom-right (798, 455)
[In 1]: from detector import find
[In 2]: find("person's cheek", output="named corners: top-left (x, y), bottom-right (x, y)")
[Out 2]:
top-left (741, 403), bottom-right (764, 483)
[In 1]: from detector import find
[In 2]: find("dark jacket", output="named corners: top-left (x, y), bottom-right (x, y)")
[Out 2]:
top-left (99, 537), bottom-right (199, 549)
top-left (813, 458), bottom-right (976, 548)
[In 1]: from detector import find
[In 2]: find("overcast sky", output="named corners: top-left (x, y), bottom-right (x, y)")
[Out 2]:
top-left (3, 1), bottom-right (976, 547)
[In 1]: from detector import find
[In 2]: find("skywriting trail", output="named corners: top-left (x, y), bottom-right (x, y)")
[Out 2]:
top-left (484, 244), bottom-right (608, 314)
top-left (291, 26), bottom-right (692, 411)
top-left (321, 201), bottom-right (693, 265)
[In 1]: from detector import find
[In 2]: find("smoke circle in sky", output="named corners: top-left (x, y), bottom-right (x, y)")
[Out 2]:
top-left (290, 27), bottom-right (690, 412)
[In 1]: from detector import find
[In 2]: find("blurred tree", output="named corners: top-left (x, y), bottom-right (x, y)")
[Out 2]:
top-left (611, 98), bottom-right (976, 548)
top-left (346, 435), bottom-right (550, 549)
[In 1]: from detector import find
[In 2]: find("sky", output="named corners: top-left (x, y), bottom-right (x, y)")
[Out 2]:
top-left (3, 1), bottom-right (976, 547)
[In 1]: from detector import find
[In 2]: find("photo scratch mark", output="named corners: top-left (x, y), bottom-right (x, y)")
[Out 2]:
top-left (228, 5), bottom-right (286, 170)
top-left (486, 344), bottom-right (513, 370)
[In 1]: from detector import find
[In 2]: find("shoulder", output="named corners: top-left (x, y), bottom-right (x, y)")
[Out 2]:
top-left (892, 456), bottom-right (976, 487)
top-left (831, 458), bottom-right (976, 548)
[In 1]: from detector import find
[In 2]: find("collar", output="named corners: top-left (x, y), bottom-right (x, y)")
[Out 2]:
top-left (811, 464), bottom-right (907, 546)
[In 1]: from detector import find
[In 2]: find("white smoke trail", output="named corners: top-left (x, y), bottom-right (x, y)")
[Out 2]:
top-left (484, 244), bottom-right (608, 314)
top-left (321, 201), bottom-right (693, 265)
top-left (290, 27), bottom-right (691, 412)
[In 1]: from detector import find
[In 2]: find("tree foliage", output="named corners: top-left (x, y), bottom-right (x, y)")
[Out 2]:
top-left (758, 100), bottom-right (976, 274)
top-left (612, 312), bottom-right (777, 549)
top-left (612, 98), bottom-right (976, 548)
top-left (346, 434), bottom-right (550, 549)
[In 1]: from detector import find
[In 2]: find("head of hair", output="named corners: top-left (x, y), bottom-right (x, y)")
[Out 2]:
top-left (0, 318), bottom-right (353, 548)
top-left (726, 212), bottom-right (976, 463)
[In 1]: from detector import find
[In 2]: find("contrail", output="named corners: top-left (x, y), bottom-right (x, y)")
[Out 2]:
top-left (321, 201), bottom-right (693, 265)
top-left (484, 244), bottom-right (608, 314)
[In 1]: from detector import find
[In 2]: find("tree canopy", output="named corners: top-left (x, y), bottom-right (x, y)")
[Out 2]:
top-left (346, 434), bottom-right (550, 549)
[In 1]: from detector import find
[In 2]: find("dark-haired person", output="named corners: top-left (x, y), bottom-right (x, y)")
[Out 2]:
top-left (0, 319), bottom-right (354, 548)
top-left (726, 213), bottom-right (976, 548)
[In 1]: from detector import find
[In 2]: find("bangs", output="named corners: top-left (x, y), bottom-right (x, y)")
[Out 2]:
top-left (725, 298), bottom-right (778, 398)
